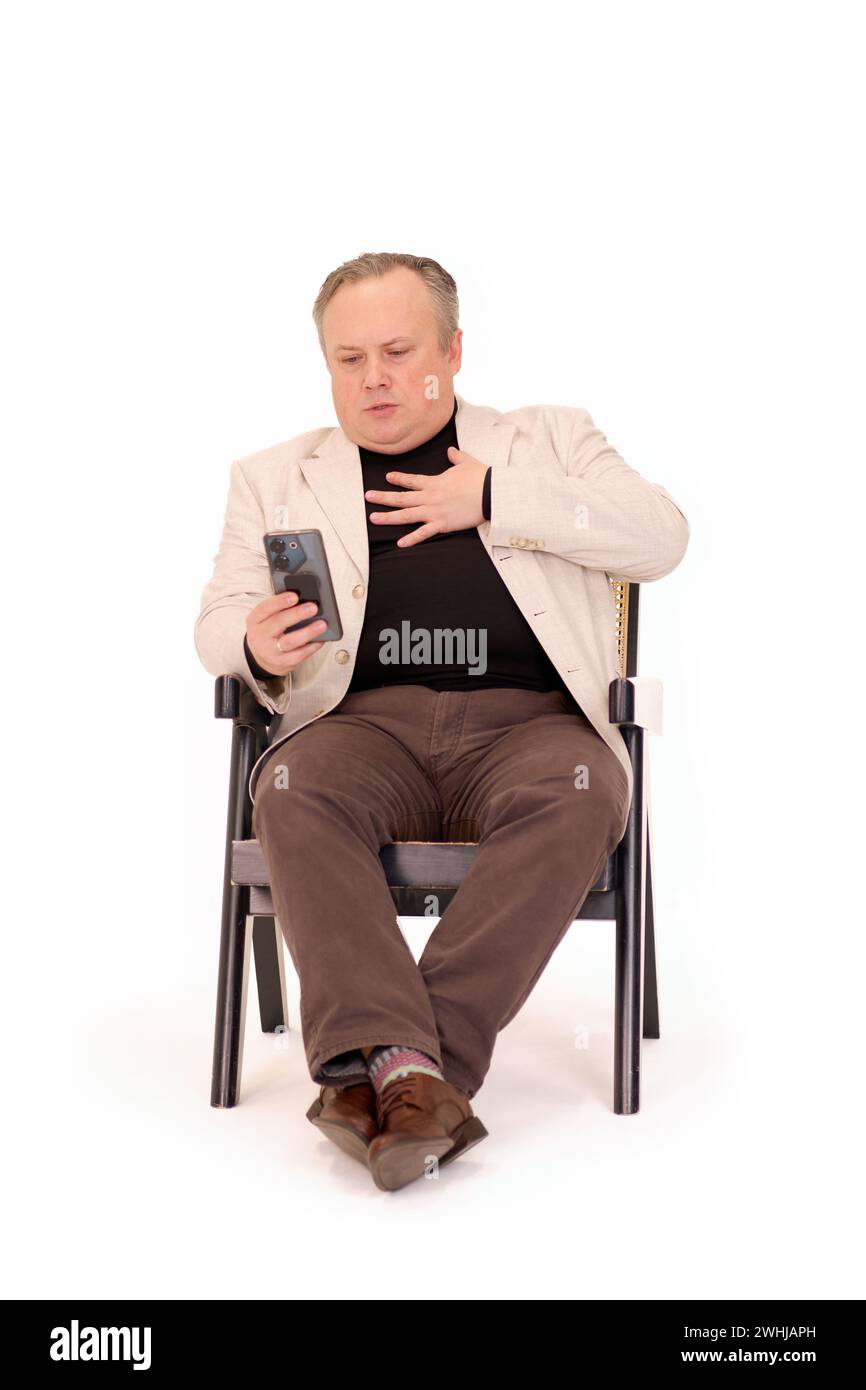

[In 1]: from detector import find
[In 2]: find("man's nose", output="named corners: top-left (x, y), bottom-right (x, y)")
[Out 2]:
top-left (361, 358), bottom-right (391, 389)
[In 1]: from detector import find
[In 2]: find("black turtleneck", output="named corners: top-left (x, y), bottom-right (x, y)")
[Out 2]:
top-left (245, 398), bottom-right (578, 705)
top-left (352, 398), bottom-right (577, 698)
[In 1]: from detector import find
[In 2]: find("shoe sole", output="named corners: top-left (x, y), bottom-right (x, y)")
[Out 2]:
top-left (437, 1115), bottom-right (489, 1168)
top-left (306, 1095), bottom-right (372, 1167)
top-left (368, 1115), bottom-right (489, 1192)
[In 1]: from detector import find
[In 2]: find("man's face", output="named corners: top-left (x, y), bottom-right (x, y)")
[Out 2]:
top-left (322, 267), bottom-right (462, 453)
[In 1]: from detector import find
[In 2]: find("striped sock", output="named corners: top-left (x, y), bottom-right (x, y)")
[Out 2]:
top-left (366, 1044), bottom-right (444, 1097)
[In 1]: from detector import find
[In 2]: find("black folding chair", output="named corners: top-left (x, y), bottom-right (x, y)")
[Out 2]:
top-left (209, 578), bottom-right (662, 1115)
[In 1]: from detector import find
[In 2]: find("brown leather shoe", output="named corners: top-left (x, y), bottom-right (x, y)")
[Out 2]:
top-left (367, 1073), bottom-right (488, 1192)
top-left (306, 1080), bottom-right (379, 1166)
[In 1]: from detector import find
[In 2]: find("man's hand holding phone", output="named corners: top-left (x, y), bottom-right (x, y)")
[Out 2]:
top-left (245, 592), bottom-right (328, 677)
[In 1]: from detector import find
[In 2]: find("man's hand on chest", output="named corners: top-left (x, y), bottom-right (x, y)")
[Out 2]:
top-left (364, 446), bottom-right (491, 548)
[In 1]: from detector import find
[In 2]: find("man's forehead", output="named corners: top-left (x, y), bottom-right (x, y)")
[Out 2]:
top-left (333, 334), bottom-right (414, 350)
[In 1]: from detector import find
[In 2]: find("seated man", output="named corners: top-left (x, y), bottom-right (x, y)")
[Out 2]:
top-left (194, 251), bottom-right (690, 1193)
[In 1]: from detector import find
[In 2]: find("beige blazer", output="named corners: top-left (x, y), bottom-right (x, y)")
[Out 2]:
top-left (194, 392), bottom-right (690, 807)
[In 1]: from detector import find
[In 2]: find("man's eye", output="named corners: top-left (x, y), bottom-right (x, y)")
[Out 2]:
top-left (342, 350), bottom-right (407, 365)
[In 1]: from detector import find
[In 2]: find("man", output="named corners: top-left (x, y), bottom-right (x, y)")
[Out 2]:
top-left (194, 252), bottom-right (690, 1192)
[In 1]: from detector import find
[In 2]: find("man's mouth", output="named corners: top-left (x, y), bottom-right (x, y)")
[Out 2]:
top-left (367, 403), bottom-right (398, 413)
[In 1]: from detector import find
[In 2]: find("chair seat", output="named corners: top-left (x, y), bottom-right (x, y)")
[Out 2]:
top-left (231, 838), bottom-right (616, 920)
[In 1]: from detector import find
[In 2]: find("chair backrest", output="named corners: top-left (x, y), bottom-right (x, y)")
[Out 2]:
top-left (611, 577), bottom-right (640, 681)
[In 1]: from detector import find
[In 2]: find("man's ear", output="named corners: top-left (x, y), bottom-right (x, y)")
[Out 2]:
top-left (448, 328), bottom-right (463, 374)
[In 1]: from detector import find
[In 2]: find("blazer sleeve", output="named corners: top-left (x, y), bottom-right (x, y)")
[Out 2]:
top-left (193, 458), bottom-right (293, 714)
top-left (484, 407), bottom-right (690, 582)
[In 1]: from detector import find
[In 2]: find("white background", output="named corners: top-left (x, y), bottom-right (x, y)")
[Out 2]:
top-left (2, 0), bottom-right (863, 1301)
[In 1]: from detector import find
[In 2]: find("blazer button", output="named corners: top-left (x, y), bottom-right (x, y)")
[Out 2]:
top-left (352, 583), bottom-right (365, 598)
top-left (335, 649), bottom-right (350, 664)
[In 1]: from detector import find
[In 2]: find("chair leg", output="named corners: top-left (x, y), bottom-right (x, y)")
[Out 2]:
top-left (642, 828), bottom-right (660, 1040)
top-left (210, 884), bottom-right (252, 1108)
top-left (252, 915), bottom-right (289, 1033)
top-left (614, 725), bottom-right (648, 1114)
top-left (211, 720), bottom-right (259, 1108)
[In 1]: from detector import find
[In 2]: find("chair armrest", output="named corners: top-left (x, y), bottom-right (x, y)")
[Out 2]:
top-left (214, 674), bottom-right (273, 731)
top-left (608, 676), bottom-right (663, 735)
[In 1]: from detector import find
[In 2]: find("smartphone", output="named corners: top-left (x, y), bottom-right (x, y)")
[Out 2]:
top-left (263, 529), bottom-right (343, 641)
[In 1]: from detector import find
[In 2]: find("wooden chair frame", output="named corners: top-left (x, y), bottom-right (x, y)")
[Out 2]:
top-left (208, 579), bottom-right (661, 1115)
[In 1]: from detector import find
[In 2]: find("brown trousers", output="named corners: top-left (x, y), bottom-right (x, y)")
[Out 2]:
top-left (251, 685), bottom-right (631, 1099)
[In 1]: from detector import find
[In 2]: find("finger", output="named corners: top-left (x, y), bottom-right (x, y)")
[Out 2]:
top-left (369, 503), bottom-right (428, 519)
top-left (254, 590), bottom-right (302, 621)
top-left (249, 590), bottom-right (302, 634)
top-left (261, 601), bottom-right (321, 639)
top-left (259, 619), bottom-right (328, 670)
top-left (395, 524), bottom-right (437, 548)
top-left (281, 616), bottom-right (328, 647)
top-left (267, 639), bottom-right (326, 672)
top-left (383, 471), bottom-right (422, 486)
top-left (270, 619), bottom-right (327, 654)
top-left (369, 509), bottom-right (420, 523)
top-left (365, 489), bottom-right (414, 503)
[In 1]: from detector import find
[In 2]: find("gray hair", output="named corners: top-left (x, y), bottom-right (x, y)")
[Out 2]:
top-left (312, 251), bottom-right (459, 360)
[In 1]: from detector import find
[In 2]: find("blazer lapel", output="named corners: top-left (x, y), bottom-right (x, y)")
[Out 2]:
top-left (297, 391), bottom-right (516, 579)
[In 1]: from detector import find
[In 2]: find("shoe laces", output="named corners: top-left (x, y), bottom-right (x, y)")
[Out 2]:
top-left (376, 1075), bottom-right (425, 1121)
